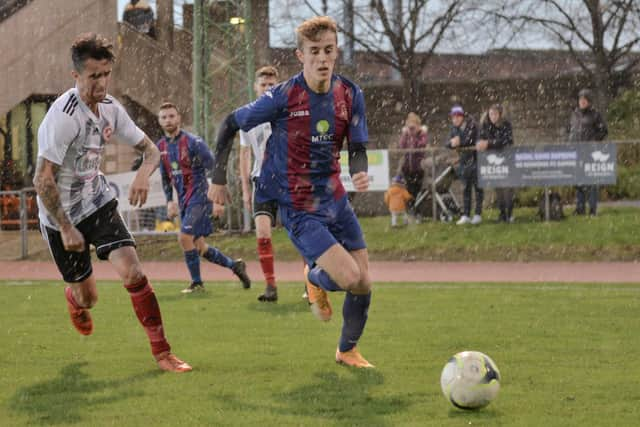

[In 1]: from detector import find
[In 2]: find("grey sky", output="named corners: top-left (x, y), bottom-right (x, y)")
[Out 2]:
top-left (118, 0), bottom-right (624, 54)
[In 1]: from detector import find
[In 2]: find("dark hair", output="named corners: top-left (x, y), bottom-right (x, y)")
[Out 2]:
top-left (159, 101), bottom-right (179, 114)
top-left (255, 65), bottom-right (279, 80)
top-left (578, 88), bottom-right (593, 103)
top-left (71, 33), bottom-right (115, 71)
top-left (489, 103), bottom-right (503, 115)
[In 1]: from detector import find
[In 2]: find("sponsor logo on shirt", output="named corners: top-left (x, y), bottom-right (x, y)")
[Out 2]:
top-left (289, 109), bottom-right (310, 118)
top-left (311, 119), bottom-right (334, 143)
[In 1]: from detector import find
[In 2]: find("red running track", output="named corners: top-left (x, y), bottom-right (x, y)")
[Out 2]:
top-left (0, 261), bottom-right (638, 283)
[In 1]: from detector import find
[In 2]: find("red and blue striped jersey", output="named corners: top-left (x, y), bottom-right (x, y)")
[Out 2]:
top-left (234, 72), bottom-right (368, 212)
top-left (156, 130), bottom-right (213, 208)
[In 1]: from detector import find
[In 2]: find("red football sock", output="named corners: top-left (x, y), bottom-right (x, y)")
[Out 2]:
top-left (124, 276), bottom-right (171, 357)
top-left (257, 238), bottom-right (276, 287)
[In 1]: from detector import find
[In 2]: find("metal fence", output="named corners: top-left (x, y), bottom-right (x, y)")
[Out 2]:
top-left (0, 187), bottom-right (38, 259)
top-left (2, 140), bottom-right (639, 259)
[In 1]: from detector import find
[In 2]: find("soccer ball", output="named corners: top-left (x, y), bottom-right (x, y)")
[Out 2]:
top-left (440, 351), bottom-right (501, 410)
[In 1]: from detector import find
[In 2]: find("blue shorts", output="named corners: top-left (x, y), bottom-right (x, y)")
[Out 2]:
top-left (180, 202), bottom-right (213, 238)
top-left (280, 195), bottom-right (366, 265)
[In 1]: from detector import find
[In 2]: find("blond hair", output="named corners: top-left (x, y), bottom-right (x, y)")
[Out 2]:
top-left (405, 112), bottom-right (422, 127)
top-left (295, 16), bottom-right (338, 49)
top-left (255, 65), bottom-right (279, 80)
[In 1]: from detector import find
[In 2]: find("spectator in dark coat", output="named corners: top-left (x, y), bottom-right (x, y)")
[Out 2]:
top-left (123, 0), bottom-right (156, 38)
top-left (446, 105), bottom-right (483, 225)
top-left (477, 104), bottom-right (515, 222)
top-left (568, 89), bottom-right (608, 216)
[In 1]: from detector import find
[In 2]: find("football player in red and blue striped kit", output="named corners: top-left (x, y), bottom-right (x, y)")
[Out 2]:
top-left (209, 16), bottom-right (374, 368)
top-left (156, 102), bottom-right (251, 293)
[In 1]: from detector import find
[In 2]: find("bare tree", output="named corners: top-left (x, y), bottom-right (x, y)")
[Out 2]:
top-left (296, 0), bottom-right (472, 114)
top-left (488, 0), bottom-right (640, 109)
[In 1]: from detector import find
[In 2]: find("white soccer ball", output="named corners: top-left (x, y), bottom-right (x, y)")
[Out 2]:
top-left (440, 351), bottom-right (501, 409)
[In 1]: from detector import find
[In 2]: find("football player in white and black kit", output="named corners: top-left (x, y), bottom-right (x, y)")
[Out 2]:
top-left (239, 66), bottom-right (280, 302)
top-left (33, 33), bottom-right (191, 373)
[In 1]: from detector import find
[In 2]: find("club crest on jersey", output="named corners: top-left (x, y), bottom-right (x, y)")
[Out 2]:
top-left (336, 101), bottom-right (349, 121)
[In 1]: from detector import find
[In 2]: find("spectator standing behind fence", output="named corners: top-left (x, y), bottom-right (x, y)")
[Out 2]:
top-left (397, 112), bottom-right (428, 222)
top-left (568, 89), bottom-right (608, 216)
top-left (123, 0), bottom-right (155, 38)
top-left (446, 105), bottom-right (483, 225)
top-left (384, 175), bottom-right (413, 227)
top-left (477, 104), bottom-right (514, 223)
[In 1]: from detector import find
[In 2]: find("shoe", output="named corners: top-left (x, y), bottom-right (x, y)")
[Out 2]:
top-left (304, 265), bottom-right (332, 321)
top-left (181, 281), bottom-right (205, 294)
top-left (456, 215), bottom-right (471, 225)
top-left (65, 286), bottom-right (93, 336)
top-left (508, 216), bottom-right (515, 223)
top-left (471, 214), bottom-right (482, 225)
top-left (156, 352), bottom-right (193, 373)
top-left (257, 285), bottom-right (278, 302)
top-left (335, 347), bottom-right (375, 368)
top-left (302, 283), bottom-right (308, 300)
top-left (232, 259), bottom-right (251, 289)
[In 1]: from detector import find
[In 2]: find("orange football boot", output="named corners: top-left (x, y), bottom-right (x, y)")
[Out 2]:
top-left (156, 352), bottom-right (193, 373)
top-left (64, 286), bottom-right (93, 336)
top-left (335, 347), bottom-right (375, 368)
top-left (304, 265), bottom-right (332, 321)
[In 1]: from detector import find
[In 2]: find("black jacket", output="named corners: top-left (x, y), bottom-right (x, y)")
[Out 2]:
top-left (446, 115), bottom-right (478, 178)
top-left (568, 107), bottom-right (608, 142)
top-left (479, 118), bottom-right (513, 150)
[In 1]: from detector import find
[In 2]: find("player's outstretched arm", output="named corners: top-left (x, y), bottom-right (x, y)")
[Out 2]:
top-left (130, 136), bottom-right (160, 207)
top-left (348, 141), bottom-right (369, 192)
top-left (208, 112), bottom-right (240, 205)
top-left (33, 157), bottom-right (85, 252)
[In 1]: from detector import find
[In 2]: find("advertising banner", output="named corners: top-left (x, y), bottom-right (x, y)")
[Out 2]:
top-left (478, 143), bottom-right (617, 188)
top-left (105, 170), bottom-right (168, 211)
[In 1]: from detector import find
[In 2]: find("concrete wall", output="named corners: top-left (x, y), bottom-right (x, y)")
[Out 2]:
top-left (0, 0), bottom-right (118, 117)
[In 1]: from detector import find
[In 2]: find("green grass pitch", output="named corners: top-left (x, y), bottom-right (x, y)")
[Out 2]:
top-left (1, 280), bottom-right (639, 426)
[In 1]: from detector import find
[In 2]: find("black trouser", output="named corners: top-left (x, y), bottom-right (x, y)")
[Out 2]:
top-left (405, 170), bottom-right (424, 213)
top-left (496, 187), bottom-right (514, 220)
top-left (575, 185), bottom-right (598, 215)
top-left (461, 173), bottom-right (484, 217)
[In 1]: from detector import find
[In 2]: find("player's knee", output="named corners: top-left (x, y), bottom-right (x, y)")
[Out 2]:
top-left (341, 266), bottom-right (362, 291)
top-left (351, 278), bottom-right (371, 294)
top-left (178, 233), bottom-right (192, 248)
top-left (123, 264), bottom-right (146, 285)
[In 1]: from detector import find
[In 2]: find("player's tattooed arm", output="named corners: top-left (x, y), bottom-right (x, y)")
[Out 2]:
top-left (33, 157), bottom-right (71, 229)
top-left (133, 135), bottom-right (161, 177)
top-left (130, 135), bottom-right (160, 207)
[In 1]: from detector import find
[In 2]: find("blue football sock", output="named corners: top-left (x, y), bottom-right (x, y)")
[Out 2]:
top-left (202, 246), bottom-right (234, 268)
top-left (339, 291), bottom-right (371, 353)
top-left (184, 249), bottom-right (202, 283)
top-left (308, 266), bottom-right (343, 292)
